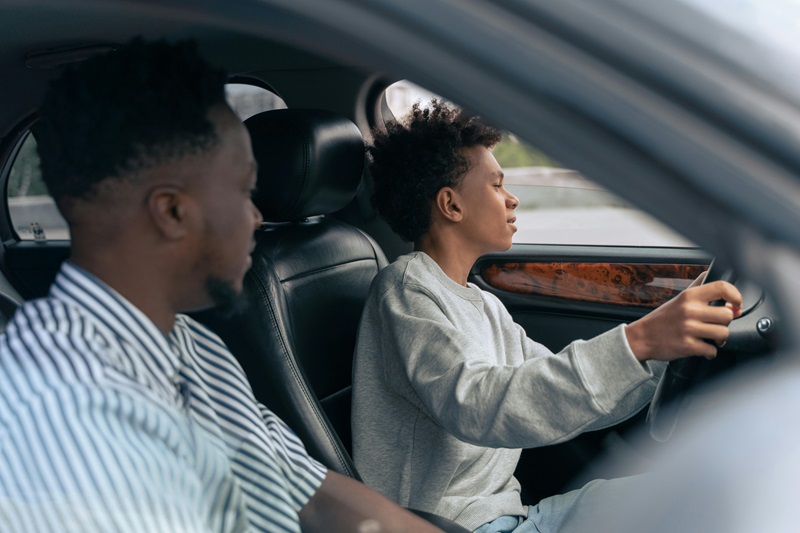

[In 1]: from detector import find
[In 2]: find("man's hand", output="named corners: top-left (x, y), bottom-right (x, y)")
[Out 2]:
top-left (625, 278), bottom-right (743, 362)
top-left (299, 471), bottom-right (444, 532)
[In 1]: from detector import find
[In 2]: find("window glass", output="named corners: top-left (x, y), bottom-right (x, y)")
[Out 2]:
top-left (384, 80), bottom-right (694, 247)
top-left (225, 83), bottom-right (287, 121)
top-left (7, 133), bottom-right (68, 240)
top-left (5, 83), bottom-right (286, 241)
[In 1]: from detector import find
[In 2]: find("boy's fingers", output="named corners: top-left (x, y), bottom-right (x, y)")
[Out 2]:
top-left (693, 305), bottom-right (736, 325)
top-left (691, 280), bottom-right (743, 310)
top-left (725, 301), bottom-right (743, 318)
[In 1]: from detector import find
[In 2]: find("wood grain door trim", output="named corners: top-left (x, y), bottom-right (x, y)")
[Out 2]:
top-left (481, 262), bottom-right (707, 308)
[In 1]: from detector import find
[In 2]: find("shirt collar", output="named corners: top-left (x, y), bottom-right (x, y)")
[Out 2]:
top-left (49, 261), bottom-right (181, 374)
top-left (412, 251), bottom-right (483, 301)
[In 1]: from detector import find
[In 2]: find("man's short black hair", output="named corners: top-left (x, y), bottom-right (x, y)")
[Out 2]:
top-left (35, 38), bottom-right (228, 202)
top-left (368, 99), bottom-right (502, 242)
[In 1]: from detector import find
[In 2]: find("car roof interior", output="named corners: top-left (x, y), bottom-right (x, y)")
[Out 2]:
top-left (0, 2), bottom-right (381, 132)
top-left (0, 1), bottom-right (414, 260)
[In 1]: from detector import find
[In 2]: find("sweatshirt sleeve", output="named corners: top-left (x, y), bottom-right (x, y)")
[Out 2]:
top-left (378, 282), bottom-right (663, 449)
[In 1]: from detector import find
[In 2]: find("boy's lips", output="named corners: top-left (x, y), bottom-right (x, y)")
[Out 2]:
top-left (507, 216), bottom-right (517, 232)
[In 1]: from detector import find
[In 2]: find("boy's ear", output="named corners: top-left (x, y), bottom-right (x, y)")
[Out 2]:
top-left (147, 185), bottom-right (192, 240)
top-left (434, 187), bottom-right (463, 222)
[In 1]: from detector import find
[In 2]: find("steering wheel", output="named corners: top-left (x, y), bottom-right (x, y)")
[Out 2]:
top-left (646, 258), bottom-right (737, 442)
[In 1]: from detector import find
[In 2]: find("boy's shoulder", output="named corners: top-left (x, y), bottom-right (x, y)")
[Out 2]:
top-left (373, 251), bottom-right (489, 305)
top-left (374, 251), bottom-right (434, 288)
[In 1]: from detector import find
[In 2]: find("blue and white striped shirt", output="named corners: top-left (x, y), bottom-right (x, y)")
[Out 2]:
top-left (0, 262), bottom-right (327, 532)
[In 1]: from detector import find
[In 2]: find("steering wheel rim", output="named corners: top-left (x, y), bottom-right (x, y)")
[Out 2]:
top-left (646, 258), bottom-right (737, 442)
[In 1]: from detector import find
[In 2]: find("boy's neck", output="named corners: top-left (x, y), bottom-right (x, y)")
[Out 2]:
top-left (415, 236), bottom-right (478, 287)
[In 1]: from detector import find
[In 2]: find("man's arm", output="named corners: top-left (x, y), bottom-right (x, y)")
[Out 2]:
top-left (299, 470), bottom-right (443, 533)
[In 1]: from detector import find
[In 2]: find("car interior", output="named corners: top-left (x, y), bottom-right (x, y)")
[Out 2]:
top-left (0, 1), bottom-right (785, 529)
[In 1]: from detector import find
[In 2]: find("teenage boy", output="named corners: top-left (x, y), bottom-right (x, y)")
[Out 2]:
top-left (352, 99), bottom-right (742, 532)
top-left (0, 39), bottom-right (442, 532)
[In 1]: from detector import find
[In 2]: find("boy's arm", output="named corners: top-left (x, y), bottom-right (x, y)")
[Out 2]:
top-left (299, 470), bottom-right (443, 532)
top-left (375, 282), bottom-right (693, 449)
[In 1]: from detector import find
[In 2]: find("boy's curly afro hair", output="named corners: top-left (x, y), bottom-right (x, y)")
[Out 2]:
top-left (368, 99), bottom-right (502, 242)
top-left (35, 38), bottom-right (228, 203)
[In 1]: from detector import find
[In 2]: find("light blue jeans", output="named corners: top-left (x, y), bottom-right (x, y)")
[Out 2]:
top-left (473, 476), bottom-right (648, 533)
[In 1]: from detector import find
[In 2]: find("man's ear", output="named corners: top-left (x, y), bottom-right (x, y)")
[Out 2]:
top-left (434, 187), bottom-right (463, 223)
top-left (147, 186), bottom-right (192, 240)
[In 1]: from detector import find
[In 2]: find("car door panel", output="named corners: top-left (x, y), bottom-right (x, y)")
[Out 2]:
top-left (472, 245), bottom-right (709, 350)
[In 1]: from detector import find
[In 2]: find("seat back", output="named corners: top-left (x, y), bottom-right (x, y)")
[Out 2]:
top-left (196, 109), bottom-right (472, 533)
top-left (196, 109), bottom-right (386, 478)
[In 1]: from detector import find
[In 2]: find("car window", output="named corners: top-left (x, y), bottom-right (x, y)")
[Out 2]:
top-left (225, 82), bottom-right (287, 121)
top-left (5, 82), bottom-right (286, 241)
top-left (384, 80), bottom-right (694, 247)
top-left (6, 132), bottom-right (68, 241)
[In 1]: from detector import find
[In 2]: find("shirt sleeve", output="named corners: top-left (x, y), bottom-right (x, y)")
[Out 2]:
top-left (377, 282), bottom-right (662, 449)
top-left (0, 376), bottom-right (215, 532)
top-left (179, 314), bottom-right (327, 516)
top-left (256, 402), bottom-right (328, 510)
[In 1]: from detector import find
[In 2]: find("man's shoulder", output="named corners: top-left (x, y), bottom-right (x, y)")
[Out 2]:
top-left (6, 296), bottom-right (88, 338)
top-left (173, 313), bottom-right (229, 352)
top-left (0, 296), bottom-right (111, 385)
top-left (173, 314), bottom-right (245, 374)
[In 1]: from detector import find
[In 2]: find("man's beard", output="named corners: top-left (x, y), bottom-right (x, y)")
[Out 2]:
top-left (205, 276), bottom-right (248, 317)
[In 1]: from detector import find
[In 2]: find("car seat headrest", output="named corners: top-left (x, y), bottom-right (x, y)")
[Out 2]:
top-left (244, 108), bottom-right (365, 221)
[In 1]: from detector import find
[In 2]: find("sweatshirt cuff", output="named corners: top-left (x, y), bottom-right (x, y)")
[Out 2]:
top-left (572, 324), bottom-right (655, 413)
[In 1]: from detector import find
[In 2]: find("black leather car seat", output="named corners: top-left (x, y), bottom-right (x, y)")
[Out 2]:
top-left (196, 108), bottom-right (386, 479)
top-left (196, 109), bottom-right (469, 532)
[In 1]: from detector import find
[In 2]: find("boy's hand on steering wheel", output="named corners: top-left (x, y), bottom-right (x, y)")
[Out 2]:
top-left (625, 276), bottom-right (743, 362)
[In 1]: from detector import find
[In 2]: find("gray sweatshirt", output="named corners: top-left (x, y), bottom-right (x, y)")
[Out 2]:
top-left (352, 252), bottom-right (663, 531)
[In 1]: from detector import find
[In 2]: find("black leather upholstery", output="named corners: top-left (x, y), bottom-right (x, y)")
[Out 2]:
top-left (195, 109), bottom-right (470, 532)
top-left (196, 109), bottom-right (387, 479)
top-left (246, 108), bottom-right (365, 222)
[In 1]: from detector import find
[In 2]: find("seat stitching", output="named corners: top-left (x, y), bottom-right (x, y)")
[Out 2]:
top-left (249, 260), bottom-right (356, 477)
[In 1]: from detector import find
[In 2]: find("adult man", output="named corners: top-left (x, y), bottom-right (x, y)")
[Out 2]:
top-left (351, 99), bottom-right (742, 532)
top-left (0, 39), bottom-right (440, 532)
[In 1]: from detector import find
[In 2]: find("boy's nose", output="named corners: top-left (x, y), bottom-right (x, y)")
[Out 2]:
top-left (507, 192), bottom-right (519, 209)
